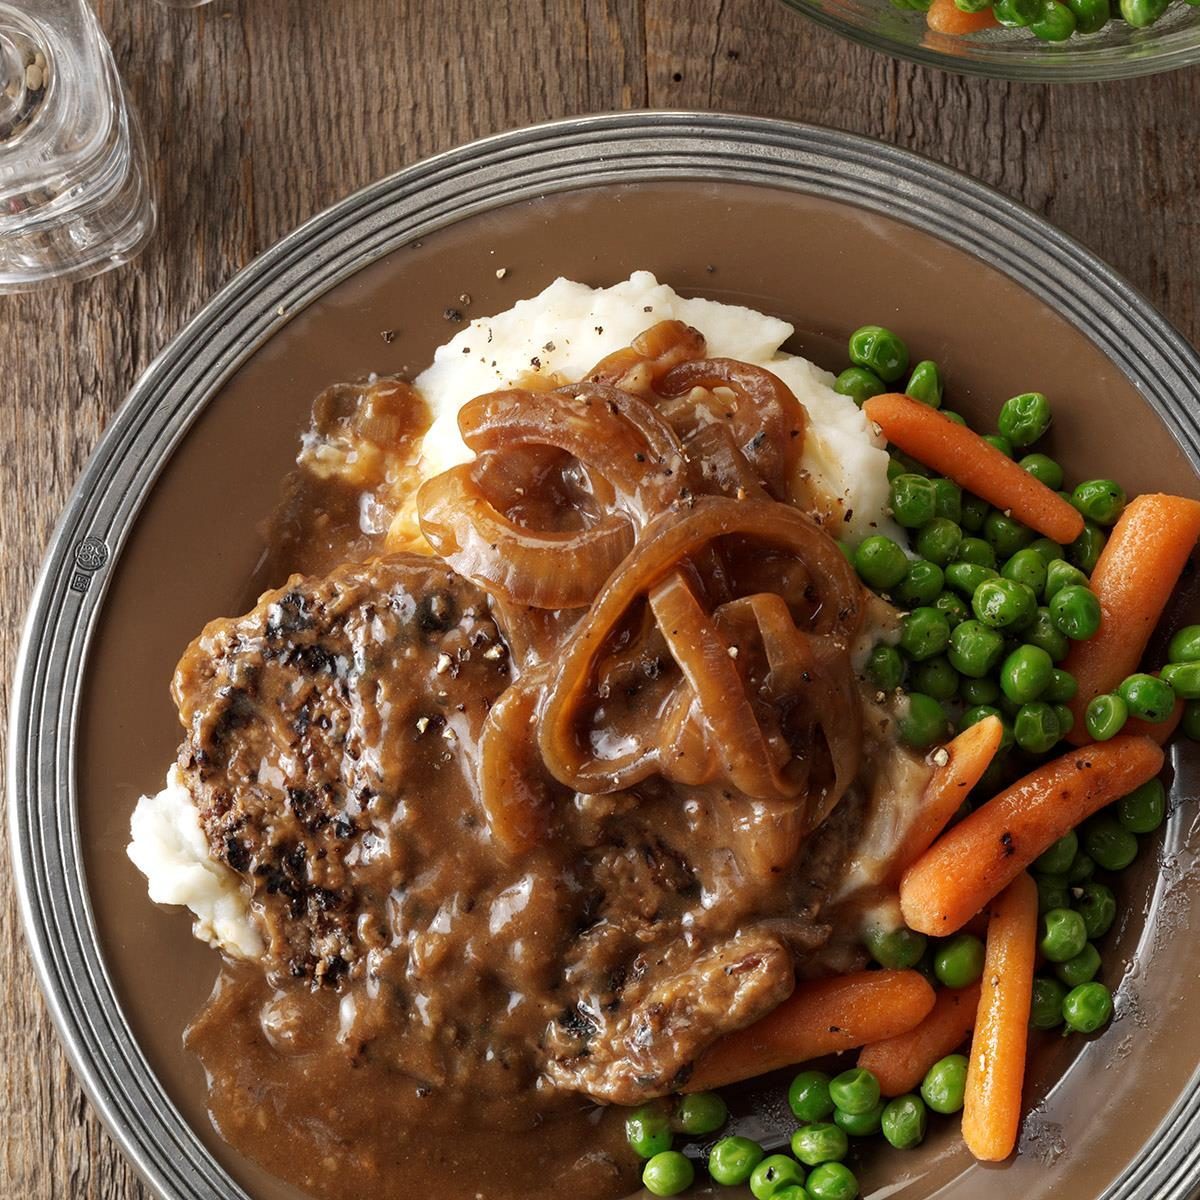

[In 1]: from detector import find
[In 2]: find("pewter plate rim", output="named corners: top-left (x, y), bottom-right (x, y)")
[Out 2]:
top-left (10, 111), bottom-right (1200, 1200)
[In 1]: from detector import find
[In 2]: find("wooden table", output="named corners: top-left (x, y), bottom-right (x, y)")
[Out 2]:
top-left (1, 1), bottom-right (1196, 1195)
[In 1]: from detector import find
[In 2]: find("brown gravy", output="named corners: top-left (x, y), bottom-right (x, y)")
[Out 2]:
top-left (173, 344), bottom-right (909, 1200)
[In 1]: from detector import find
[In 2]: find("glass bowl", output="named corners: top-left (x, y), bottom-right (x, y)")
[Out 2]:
top-left (779, 0), bottom-right (1200, 79)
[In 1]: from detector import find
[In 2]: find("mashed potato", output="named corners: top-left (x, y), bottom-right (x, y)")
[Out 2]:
top-left (129, 272), bottom-right (900, 954)
top-left (417, 271), bottom-right (899, 544)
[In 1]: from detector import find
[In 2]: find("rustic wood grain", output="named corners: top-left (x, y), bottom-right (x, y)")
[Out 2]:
top-left (0, 1), bottom-right (1195, 1196)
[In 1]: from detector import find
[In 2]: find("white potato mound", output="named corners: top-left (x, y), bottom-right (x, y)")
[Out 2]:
top-left (417, 270), bottom-right (900, 544)
top-left (127, 766), bottom-right (263, 959)
top-left (129, 272), bottom-right (901, 955)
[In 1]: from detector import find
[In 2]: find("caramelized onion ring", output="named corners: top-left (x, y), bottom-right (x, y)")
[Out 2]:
top-left (587, 319), bottom-right (707, 396)
top-left (658, 359), bottom-right (807, 500)
top-left (538, 497), bottom-right (863, 794)
top-left (417, 384), bottom-right (687, 608)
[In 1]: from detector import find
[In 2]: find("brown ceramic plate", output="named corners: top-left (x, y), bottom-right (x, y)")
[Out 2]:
top-left (12, 113), bottom-right (1200, 1200)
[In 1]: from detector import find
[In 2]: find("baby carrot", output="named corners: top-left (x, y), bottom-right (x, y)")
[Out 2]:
top-left (1064, 493), bottom-right (1200, 743)
top-left (863, 393), bottom-right (1083, 545)
top-left (684, 970), bottom-right (935, 1092)
top-left (888, 715), bottom-right (1004, 884)
top-left (857, 982), bottom-right (981, 1096)
top-left (962, 873), bottom-right (1038, 1162)
top-left (927, 0), bottom-right (1000, 33)
top-left (900, 735), bottom-right (1163, 936)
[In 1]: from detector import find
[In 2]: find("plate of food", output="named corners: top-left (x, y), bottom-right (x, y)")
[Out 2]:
top-left (11, 112), bottom-right (1200, 1200)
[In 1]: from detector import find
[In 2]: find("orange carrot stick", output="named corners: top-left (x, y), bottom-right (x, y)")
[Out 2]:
top-left (863, 394), bottom-right (1083, 545)
top-left (684, 970), bottom-right (935, 1092)
top-left (927, 0), bottom-right (1000, 33)
top-left (1064, 493), bottom-right (1200, 744)
top-left (962, 873), bottom-right (1038, 1161)
top-left (888, 716), bottom-right (1004, 884)
top-left (857, 982), bottom-right (981, 1096)
top-left (900, 736), bottom-right (1163, 936)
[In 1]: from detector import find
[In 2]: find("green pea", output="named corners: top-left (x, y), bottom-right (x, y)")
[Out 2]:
top-left (915, 517), bottom-right (964, 566)
top-left (1066, 0), bottom-right (1110, 31)
top-left (1072, 480), bottom-right (1126, 527)
top-left (1083, 814), bottom-right (1138, 871)
top-left (891, 450), bottom-right (931, 477)
top-left (935, 590), bottom-right (971, 629)
top-left (675, 1092), bottom-right (728, 1136)
top-left (997, 392), bottom-right (1051, 448)
top-left (1053, 703), bottom-right (1076, 738)
top-left (899, 692), bottom-right (949, 750)
top-left (834, 366), bottom-right (887, 407)
top-left (910, 656), bottom-right (959, 701)
top-left (1085, 693), bottom-right (1128, 741)
top-left (1069, 521), bottom-right (1106, 573)
top-left (1040, 907), bottom-right (1088, 963)
top-left (934, 933), bottom-right (985, 988)
top-left (1115, 673), bottom-right (1175, 723)
top-left (881, 1094), bottom-right (928, 1150)
top-left (894, 560), bottom-right (945, 609)
top-left (961, 494), bottom-right (990, 532)
top-left (643, 1150), bottom-right (694, 1197)
top-left (772, 1187), bottom-right (811, 1200)
top-left (1036, 873), bottom-right (1070, 915)
top-left (1044, 668), bottom-right (1077, 703)
top-left (945, 561), bottom-right (999, 598)
top-left (854, 536), bottom-right (909, 591)
top-left (920, 1054), bottom-right (968, 1115)
top-left (890, 474), bottom-right (938, 529)
top-left (1184, 700), bottom-right (1200, 740)
top-left (1024, 608), bottom-right (1070, 663)
top-left (849, 325), bottom-right (908, 383)
top-left (626, 1104), bottom-right (673, 1158)
top-left (709, 1136), bottom-right (765, 1186)
top-left (788, 1070), bottom-right (835, 1122)
top-left (955, 536), bottom-right (997, 569)
top-left (829, 1068), bottom-right (881, 1116)
top-left (866, 644), bottom-right (905, 692)
top-left (954, 0), bottom-right (995, 11)
top-left (1161, 660), bottom-right (1200, 700)
top-left (983, 433), bottom-right (1014, 458)
top-left (1027, 537), bottom-right (1065, 567)
top-left (900, 607), bottom-right (952, 661)
top-left (973, 578), bottom-right (1038, 631)
top-left (1003, 548), bottom-right (1048, 595)
top-left (1067, 849), bottom-right (1097, 885)
top-left (961, 676), bottom-right (1001, 706)
top-left (1074, 882), bottom-right (1117, 939)
top-left (1167, 625), bottom-right (1200, 664)
top-left (1117, 778), bottom-right (1166, 834)
top-left (994, 0), bottom-right (1040, 21)
top-left (941, 410), bottom-right (967, 426)
top-left (1045, 559), bottom-right (1089, 602)
top-left (1055, 942), bottom-right (1102, 988)
top-left (1015, 701), bottom-right (1061, 753)
top-left (997, 691), bottom-right (1023, 719)
top-left (1062, 981), bottom-right (1113, 1033)
top-left (1049, 585), bottom-right (1101, 640)
top-left (887, 457), bottom-right (906, 483)
top-left (931, 477), bottom-right (963, 523)
top-left (905, 360), bottom-right (943, 408)
top-left (864, 924), bottom-right (928, 970)
top-left (949, 620), bottom-right (1006, 678)
top-left (984, 511), bottom-right (1035, 559)
top-left (834, 1101), bottom-right (884, 1137)
top-left (791, 1122), bottom-right (848, 1167)
top-left (1035, 830), bottom-right (1079, 876)
top-left (960, 705), bottom-right (1014, 749)
top-left (1031, 1), bottom-right (1077, 39)
top-left (1030, 976), bottom-right (1069, 1029)
top-left (1120, 0), bottom-right (1170, 25)
top-left (805, 1163), bottom-right (858, 1200)
top-left (750, 1155), bottom-right (807, 1200)
top-left (1000, 644), bottom-right (1054, 704)
top-left (1019, 454), bottom-right (1065, 490)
